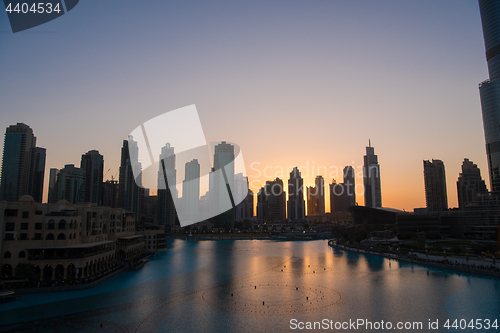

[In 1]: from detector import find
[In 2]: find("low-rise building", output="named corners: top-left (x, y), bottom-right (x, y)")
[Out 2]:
top-left (0, 196), bottom-right (146, 281)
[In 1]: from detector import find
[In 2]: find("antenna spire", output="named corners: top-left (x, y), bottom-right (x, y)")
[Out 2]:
top-left (369, 139), bottom-right (371, 147)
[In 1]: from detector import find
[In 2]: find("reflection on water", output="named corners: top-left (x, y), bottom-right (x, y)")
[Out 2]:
top-left (0, 239), bottom-right (499, 333)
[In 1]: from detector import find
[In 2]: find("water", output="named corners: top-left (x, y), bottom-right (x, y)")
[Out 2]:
top-left (0, 239), bottom-right (499, 332)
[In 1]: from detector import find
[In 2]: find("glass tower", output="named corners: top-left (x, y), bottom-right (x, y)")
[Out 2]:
top-left (363, 140), bottom-right (382, 207)
top-left (287, 167), bottom-right (305, 220)
top-left (479, 0), bottom-right (500, 193)
top-left (0, 123), bottom-right (45, 202)
top-left (81, 150), bottom-right (104, 205)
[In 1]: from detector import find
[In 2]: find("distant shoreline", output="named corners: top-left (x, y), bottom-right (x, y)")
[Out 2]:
top-left (328, 240), bottom-right (500, 279)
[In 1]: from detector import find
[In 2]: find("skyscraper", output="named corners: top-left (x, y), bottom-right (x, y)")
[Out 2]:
top-left (214, 141), bottom-right (235, 193)
top-left (330, 166), bottom-right (356, 213)
top-left (157, 143), bottom-right (177, 230)
top-left (287, 167), bottom-right (305, 220)
top-left (234, 173), bottom-right (253, 221)
top-left (423, 159), bottom-right (448, 212)
top-left (81, 150), bottom-right (104, 205)
top-left (29, 147), bottom-right (46, 203)
top-left (363, 140), bottom-right (382, 207)
top-left (479, 0), bottom-right (500, 193)
top-left (54, 164), bottom-right (86, 204)
top-left (257, 187), bottom-right (267, 220)
top-left (102, 179), bottom-right (119, 208)
top-left (118, 136), bottom-right (144, 221)
top-left (47, 168), bottom-right (59, 203)
top-left (0, 123), bottom-right (45, 202)
top-left (264, 178), bottom-right (286, 221)
top-left (307, 175), bottom-right (325, 216)
top-left (212, 141), bottom-right (235, 229)
top-left (182, 159), bottom-right (200, 222)
top-left (457, 158), bottom-right (488, 209)
top-left (343, 166), bottom-right (356, 208)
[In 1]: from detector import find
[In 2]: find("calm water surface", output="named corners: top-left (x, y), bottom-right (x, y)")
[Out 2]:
top-left (0, 239), bottom-right (499, 332)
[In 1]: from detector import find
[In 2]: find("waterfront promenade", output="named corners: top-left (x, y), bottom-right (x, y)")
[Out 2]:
top-left (328, 240), bottom-right (500, 278)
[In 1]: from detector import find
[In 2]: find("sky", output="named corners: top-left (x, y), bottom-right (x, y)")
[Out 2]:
top-left (0, 0), bottom-right (490, 212)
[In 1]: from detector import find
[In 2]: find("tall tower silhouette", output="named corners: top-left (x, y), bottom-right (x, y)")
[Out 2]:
top-left (479, 0), bottom-right (500, 193)
top-left (363, 140), bottom-right (381, 207)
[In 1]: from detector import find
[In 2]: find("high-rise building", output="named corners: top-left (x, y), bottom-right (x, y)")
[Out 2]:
top-left (363, 140), bottom-right (382, 207)
top-left (330, 166), bottom-right (356, 213)
top-left (343, 166), bottom-right (356, 208)
top-left (306, 186), bottom-right (315, 216)
top-left (0, 123), bottom-right (45, 203)
top-left (457, 158), bottom-right (488, 209)
top-left (264, 178), bottom-right (286, 221)
top-left (287, 167), bottom-right (305, 220)
top-left (48, 168), bottom-right (59, 203)
top-left (102, 179), bottom-right (119, 208)
top-left (118, 136), bottom-right (144, 221)
top-left (212, 142), bottom-right (235, 229)
top-left (316, 175), bottom-right (325, 215)
top-left (256, 187), bottom-right (266, 220)
top-left (234, 173), bottom-right (253, 221)
top-left (423, 159), bottom-right (448, 212)
top-left (330, 179), bottom-right (342, 213)
top-left (307, 176), bottom-right (325, 216)
top-left (54, 164), bottom-right (86, 204)
top-left (157, 143), bottom-right (177, 230)
top-left (479, 0), bottom-right (500, 193)
top-left (81, 150), bottom-right (104, 205)
top-left (182, 159), bottom-right (200, 222)
top-left (29, 147), bottom-right (46, 203)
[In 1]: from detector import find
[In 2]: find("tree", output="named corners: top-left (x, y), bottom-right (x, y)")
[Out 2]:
top-left (14, 263), bottom-right (39, 282)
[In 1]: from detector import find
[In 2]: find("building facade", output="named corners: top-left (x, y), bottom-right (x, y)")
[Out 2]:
top-left (81, 150), bottom-right (104, 205)
top-left (0, 196), bottom-right (145, 281)
top-left (330, 166), bottom-right (356, 213)
top-left (0, 123), bottom-right (46, 203)
top-left (287, 167), bottom-right (305, 220)
top-left (234, 173), bottom-right (253, 221)
top-left (212, 142), bottom-right (235, 229)
top-left (182, 159), bottom-right (200, 222)
top-left (457, 158), bottom-right (488, 209)
top-left (423, 159), bottom-right (448, 212)
top-left (263, 178), bottom-right (286, 221)
top-left (47, 168), bottom-right (59, 204)
top-left (479, 0), bottom-right (500, 193)
top-left (307, 176), bottom-right (325, 216)
top-left (363, 141), bottom-right (382, 208)
top-left (118, 137), bottom-right (144, 222)
top-left (157, 143), bottom-right (177, 231)
top-left (54, 164), bottom-right (86, 204)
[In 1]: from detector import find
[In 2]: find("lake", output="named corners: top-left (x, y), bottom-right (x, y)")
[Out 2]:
top-left (0, 239), bottom-right (499, 332)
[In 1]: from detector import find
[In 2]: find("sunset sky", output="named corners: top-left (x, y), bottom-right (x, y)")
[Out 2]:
top-left (0, 0), bottom-right (489, 212)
